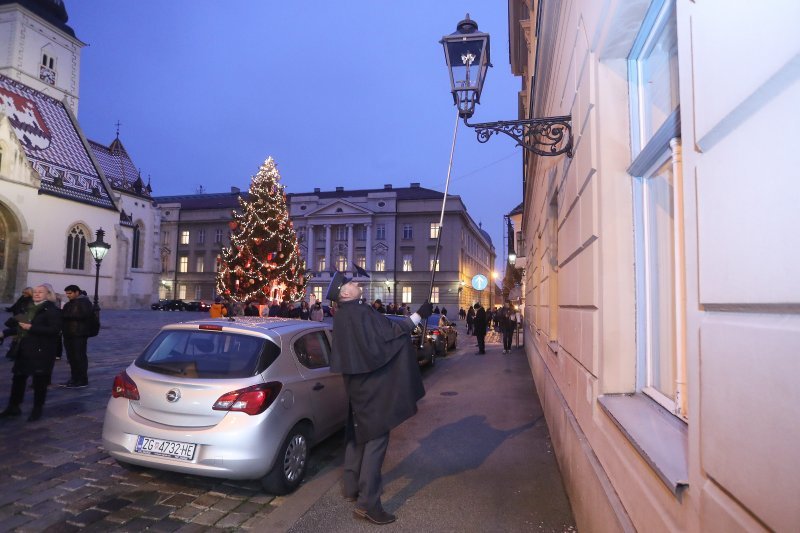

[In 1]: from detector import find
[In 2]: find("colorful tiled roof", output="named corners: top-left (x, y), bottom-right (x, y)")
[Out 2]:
top-left (89, 137), bottom-right (153, 199)
top-left (0, 73), bottom-right (115, 210)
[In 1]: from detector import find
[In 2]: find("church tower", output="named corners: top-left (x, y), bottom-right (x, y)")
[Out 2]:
top-left (0, 0), bottom-right (84, 114)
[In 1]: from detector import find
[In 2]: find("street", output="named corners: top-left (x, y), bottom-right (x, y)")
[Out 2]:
top-left (0, 310), bottom-right (575, 531)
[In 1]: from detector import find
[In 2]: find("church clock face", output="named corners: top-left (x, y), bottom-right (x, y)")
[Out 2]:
top-left (39, 65), bottom-right (56, 85)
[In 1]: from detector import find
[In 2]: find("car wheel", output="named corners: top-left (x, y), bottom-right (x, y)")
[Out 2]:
top-left (261, 424), bottom-right (310, 495)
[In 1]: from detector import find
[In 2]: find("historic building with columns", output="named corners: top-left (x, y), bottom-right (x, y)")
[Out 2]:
top-left (154, 182), bottom-right (496, 312)
top-left (0, 0), bottom-right (160, 308)
top-left (508, 0), bottom-right (799, 531)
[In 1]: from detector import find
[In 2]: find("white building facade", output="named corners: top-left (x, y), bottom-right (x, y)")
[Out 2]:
top-left (0, 0), bottom-right (160, 308)
top-left (509, 0), bottom-right (799, 531)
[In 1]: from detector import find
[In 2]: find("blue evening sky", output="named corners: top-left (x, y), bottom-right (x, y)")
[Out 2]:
top-left (68, 2), bottom-right (522, 269)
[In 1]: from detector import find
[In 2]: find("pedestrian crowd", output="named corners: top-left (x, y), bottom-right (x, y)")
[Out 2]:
top-left (1, 282), bottom-right (99, 422)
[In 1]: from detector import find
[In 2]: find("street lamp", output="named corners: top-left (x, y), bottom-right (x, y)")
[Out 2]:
top-left (441, 15), bottom-right (573, 157)
top-left (87, 228), bottom-right (111, 310)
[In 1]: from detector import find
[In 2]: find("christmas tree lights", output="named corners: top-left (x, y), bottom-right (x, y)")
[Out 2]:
top-left (216, 157), bottom-right (307, 302)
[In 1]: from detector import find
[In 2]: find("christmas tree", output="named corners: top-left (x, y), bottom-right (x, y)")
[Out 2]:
top-left (216, 157), bottom-right (307, 302)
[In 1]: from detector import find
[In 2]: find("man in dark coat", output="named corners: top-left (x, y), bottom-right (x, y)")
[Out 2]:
top-left (328, 272), bottom-right (432, 525)
top-left (473, 302), bottom-right (487, 354)
top-left (466, 306), bottom-right (475, 335)
top-left (61, 284), bottom-right (94, 388)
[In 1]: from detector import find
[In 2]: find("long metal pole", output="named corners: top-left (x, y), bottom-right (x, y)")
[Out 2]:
top-left (93, 259), bottom-right (101, 310)
top-left (421, 110), bottom-right (460, 346)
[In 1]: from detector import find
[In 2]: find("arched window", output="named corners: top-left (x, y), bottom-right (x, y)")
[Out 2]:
top-left (66, 225), bottom-right (87, 270)
top-left (131, 224), bottom-right (141, 268)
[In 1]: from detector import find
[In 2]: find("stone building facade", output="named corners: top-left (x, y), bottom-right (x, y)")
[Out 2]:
top-left (508, 0), bottom-right (799, 531)
top-left (155, 183), bottom-right (496, 312)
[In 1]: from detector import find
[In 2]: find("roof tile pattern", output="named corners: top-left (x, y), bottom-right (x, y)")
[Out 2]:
top-left (0, 73), bottom-right (115, 209)
top-left (89, 138), bottom-right (152, 199)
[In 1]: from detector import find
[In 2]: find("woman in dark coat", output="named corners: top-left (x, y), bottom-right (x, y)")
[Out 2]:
top-left (0, 284), bottom-right (62, 422)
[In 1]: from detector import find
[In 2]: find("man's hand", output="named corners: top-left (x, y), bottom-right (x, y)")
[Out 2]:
top-left (417, 302), bottom-right (433, 319)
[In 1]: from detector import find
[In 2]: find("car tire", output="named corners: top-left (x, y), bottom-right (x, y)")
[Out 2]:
top-left (261, 424), bottom-right (310, 495)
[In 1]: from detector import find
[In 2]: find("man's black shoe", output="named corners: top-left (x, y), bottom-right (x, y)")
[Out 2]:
top-left (64, 382), bottom-right (88, 389)
top-left (354, 508), bottom-right (396, 525)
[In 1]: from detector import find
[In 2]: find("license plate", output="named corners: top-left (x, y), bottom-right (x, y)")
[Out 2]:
top-left (134, 436), bottom-right (196, 461)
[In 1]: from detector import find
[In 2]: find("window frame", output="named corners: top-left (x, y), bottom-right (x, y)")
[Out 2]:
top-left (65, 225), bottom-right (87, 271)
top-left (430, 223), bottom-right (441, 239)
top-left (180, 230), bottom-right (190, 245)
top-left (376, 224), bottom-right (386, 240)
top-left (402, 254), bottom-right (413, 272)
top-left (401, 286), bottom-right (412, 305)
top-left (179, 256), bottom-right (189, 273)
top-left (402, 224), bottom-right (413, 240)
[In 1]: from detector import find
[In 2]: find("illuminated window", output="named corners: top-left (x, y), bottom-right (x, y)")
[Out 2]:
top-left (402, 286), bottom-right (412, 304)
top-left (336, 255), bottom-right (347, 271)
top-left (357, 255), bottom-right (366, 268)
top-left (430, 223), bottom-right (441, 239)
top-left (180, 230), bottom-right (189, 245)
top-left (402, 254), bottom-right (413, 272)
top-left (431, 287), bottom-right (439, 304)
top-left (318, 256), bottom-right (326, 271)
top-left (375, 257), bottom-right (385, 271)
top-left (179, 256), bottom-right (188, 273)
top-left (313, 286), bottom-right (323, 301)
top-left (429, 255), bottom-right (440, 271)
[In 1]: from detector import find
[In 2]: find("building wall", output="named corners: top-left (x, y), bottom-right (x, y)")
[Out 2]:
top-left (510, 0), bottom-right (799, 532)
top-left (0, 4), bottom-right (82, 114)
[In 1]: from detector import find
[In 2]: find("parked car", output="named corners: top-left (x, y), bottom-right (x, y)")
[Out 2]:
top-left (150, 299), bottom-right (168, 310)
top-left (424, 314), bottom-right (458, 356)
top-left (385, 315), bottom-right (437, 367)
top-left (102, 318), bottom-right (346, 495)
top-left (185, 301), bottom-right (211, 312)
top-left (162, 299), bottom-right (188, 311)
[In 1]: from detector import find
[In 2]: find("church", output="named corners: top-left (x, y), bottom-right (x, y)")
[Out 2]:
top-left (0, 0), bottom-right (160, 308)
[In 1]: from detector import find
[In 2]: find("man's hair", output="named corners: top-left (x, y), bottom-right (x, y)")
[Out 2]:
top-left (64, 284), bottom-right (81, 292)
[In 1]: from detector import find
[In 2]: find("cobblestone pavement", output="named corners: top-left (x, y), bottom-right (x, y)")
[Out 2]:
top-left (0, 310), bottom-right (347, 532)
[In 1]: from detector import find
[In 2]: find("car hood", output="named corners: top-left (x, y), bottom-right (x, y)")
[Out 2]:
top-left (127, 365), bottom-right (263, 428)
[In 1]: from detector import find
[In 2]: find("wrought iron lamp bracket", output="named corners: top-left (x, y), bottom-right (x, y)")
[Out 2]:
top-left (463, 115), bottom-right (573, 157)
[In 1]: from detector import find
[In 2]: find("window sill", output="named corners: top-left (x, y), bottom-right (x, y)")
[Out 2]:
top-left (598, 393), bottom-right (688, 499)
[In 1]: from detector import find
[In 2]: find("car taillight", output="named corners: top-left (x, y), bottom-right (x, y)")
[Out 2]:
top-left (112, 371), bottom-right (140, 400)
top-left (212, 382), bottom-right (282, 416)
top-left (430, 329), bottom-right (440, 336)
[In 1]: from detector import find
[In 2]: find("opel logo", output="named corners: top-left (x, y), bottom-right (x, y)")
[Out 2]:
top-left (166, 389), bottom-right (181, 403)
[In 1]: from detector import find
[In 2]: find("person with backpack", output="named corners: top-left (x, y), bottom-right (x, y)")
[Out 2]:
top-left (60, 284), bottom-right (95, 389)
top-left (501, 302), bottom-right (518, 354)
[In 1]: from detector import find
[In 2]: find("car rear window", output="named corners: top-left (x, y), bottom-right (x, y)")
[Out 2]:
top-left (135, 330), bottom-right (279, 379)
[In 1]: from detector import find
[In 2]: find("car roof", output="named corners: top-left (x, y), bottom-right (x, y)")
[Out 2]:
top-left (162, 317), bottom-right (330, 335)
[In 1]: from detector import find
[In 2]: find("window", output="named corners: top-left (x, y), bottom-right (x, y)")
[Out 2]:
top-left (215, 229), bottom-right (223, 244)
top-left (131, 225), bottom-right (141, 269)
top-left (194, 286), bottom-right (202, 299)
top-left (376, 224), bottom-right (386, 240)
top-left (179, 256), bottom-right (188, 273)
top-left (356, 226), bottom-right (366, 240)
top-left (197, 229), bottom-right (205, 244)
top-left (196, 256), bottom-right (205, 273)
top-left (313, 286), bottom-right (323, 301)
top-left (180, 230), bottom-right (190, 245)
top-left (402, 254), bottom-right (413, 272)
top-left (336, 226), bottom-right (346, 240)
top-left (629, 0), bottom-right (683, 416)
top-left (402, 286), bottom-right (412, 304)
top-left (375, 256), bottom-right (385, 272)
top-left (431, 287), bottom-right (440, 304)
top-left (357, 255), bottom-right (366, 269)
top-left (293, 331), bottom-right (331, 369)
top-left (178, 285), bottom-right (187, 299)
top-left (429, 254), bottom-right (440, 271)
top-left (318, 256), bottom-right (326, 271)
top-left (629, 0), bottom-right (680, 156)
top-left (162, 230), bottom-right (170, 245)
top-left (430, 223), bottom-right (441, 239)
top-left (336, 255), bottom-right (347, 271)
top-left (402, 224), bottom-right (413, 240)
top-left (65, 226), bottom-right (87, 270)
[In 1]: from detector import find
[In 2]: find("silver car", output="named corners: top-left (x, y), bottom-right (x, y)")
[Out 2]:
top-left (101, 317), bottom-right (347, 494)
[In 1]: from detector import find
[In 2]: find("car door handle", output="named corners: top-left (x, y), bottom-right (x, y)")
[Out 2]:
top-left (312, 383), bottom-right (325, 391)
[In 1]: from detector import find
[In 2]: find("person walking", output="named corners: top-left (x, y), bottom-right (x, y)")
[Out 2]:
top-left (310, 302), bottom-right (324, 321)
top-left (473, 302), bottom-right (487, 355)
top-left (327, 272), bottom-right (432, 525)
top-left (466, 305), bottom-right (475, 335)
top-left (298, 300), bottom-right (311, 320)
top-left (209, 297), bottom-right (228, 319)
top-left (60, 284), bottom-right (93, 388)
top-left (0, 284), bottom-right (62, 421)
top-left (502, 303), bottom-right (518, 354)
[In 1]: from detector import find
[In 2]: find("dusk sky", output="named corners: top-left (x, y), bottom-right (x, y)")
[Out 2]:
top-left (68, 2), bottom-right (522, 268)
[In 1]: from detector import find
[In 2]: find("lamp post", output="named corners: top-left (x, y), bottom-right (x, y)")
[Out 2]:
top-left (441, 15), bottom-right (573, 157)
top-left (385, 280), bottom-right (392, 304)
top-left (87, 228), bottom-right (111, 311)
